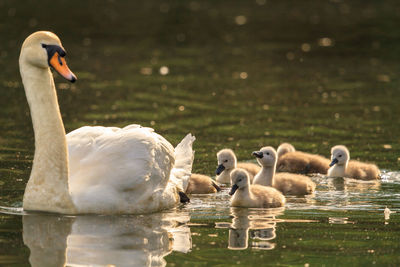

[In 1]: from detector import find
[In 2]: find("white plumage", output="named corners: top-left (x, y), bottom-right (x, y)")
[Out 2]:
top-left (67, 125), bottom-right (195, 214)
top-left (20, 31), bottom-right (195, 214)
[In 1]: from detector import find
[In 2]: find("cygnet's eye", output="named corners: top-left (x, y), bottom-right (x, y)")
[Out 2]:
top-left (266, 152), bottom-right (270, 155)
top-left (338, 155), bottom-right (342, 158)
top-left (224, 159), bottom-right (228, 163)
top-left (238, 178), bottom-right (242, 182)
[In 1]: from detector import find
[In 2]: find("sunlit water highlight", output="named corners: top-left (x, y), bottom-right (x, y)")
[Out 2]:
top-left (0, 172), bottom-right (399, 266)
top-left (1, 0), bottom-right (400, 265)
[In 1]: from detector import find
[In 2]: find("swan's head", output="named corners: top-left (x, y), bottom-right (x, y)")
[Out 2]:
top-left (216, 149), bottom-right (237, 175)
top-left (229, 168), bottom-right (250, 195)
top-left (252, 146), bottom-right (277, 167)
top-left (277, 143), bottom-right (295, 159)
top-left (329, 145), bottom-right (349, 167)
top-left (19, 31), bottom-right (77, 82)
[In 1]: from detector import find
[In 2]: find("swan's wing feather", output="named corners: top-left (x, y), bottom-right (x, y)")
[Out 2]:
top-left (170, 134), bottom-right (195, 192)
top-left (66, 124), bottom-right (176, 213)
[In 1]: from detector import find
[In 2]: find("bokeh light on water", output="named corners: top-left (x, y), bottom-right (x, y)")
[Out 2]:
top-left (0, 0), bottom-right (400, 265)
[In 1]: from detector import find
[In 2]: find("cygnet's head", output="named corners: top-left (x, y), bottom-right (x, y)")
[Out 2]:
top-left (277, 143), bottom-right (296, 159)
top-left (229, 168), bottom-right (250, 196)
top-left (216, 149), bottom-right (237, 175)
top-left (252, 146), bottom-right (277, 167)
top-left (329, 145), bottom-right (350, 167)
top-left (20, 31), bottom-right (76, 82)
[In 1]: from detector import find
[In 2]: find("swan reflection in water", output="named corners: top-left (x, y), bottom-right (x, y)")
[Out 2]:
top-left (220, 207), bottom-right (284, 250)
top-left (22, 210), bottom-right (191, 267)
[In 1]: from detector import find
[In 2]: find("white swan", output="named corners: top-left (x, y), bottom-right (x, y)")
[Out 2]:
top-left (20, 31), bottom-right (195, 214)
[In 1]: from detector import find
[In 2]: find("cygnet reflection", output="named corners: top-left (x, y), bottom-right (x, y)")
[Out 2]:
top-left (228, 207), bottom-right (284, 250)
top-left (318, 175), bottom-right (381, 192)
top-left (23, 211), bottom-right (191, 267)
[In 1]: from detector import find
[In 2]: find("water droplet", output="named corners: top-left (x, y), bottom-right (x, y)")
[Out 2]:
top-left (140, 67), bottom-right (152, 75)
top-left (286, 52), bottom-right (295, 60)
top-left (334, 113), bottom-right (340, 120)
top-left (239, 72), bottom-right (248, 79)
top-left (383, 144), bottom-right (392, 149)
top-left (301, 43), bottom-right (311, 52)
top-left (160, 66), bottom-right (169, 75)
top-left (235, 15), bottom-right (247, 25)
top-left (318, 37), bottom-right (334, 47)
top-left (377, 74), bottom-right (390, 82)
top-left (372, 106), bottom-right (380, 112)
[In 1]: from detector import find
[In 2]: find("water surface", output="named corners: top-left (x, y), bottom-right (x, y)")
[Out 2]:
top-left (0, 0), bottom-right (399, 266)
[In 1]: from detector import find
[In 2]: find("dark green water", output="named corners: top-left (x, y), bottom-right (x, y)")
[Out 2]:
top-left (1, 0), bottom-right (400, 266)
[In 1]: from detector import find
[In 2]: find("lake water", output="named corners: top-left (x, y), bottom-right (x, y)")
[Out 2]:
top-left (0, 0), bottom-right (399, 266)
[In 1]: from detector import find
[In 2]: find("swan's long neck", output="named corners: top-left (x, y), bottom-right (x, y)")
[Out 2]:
top-left (21, 63), bottom-right (76, 213)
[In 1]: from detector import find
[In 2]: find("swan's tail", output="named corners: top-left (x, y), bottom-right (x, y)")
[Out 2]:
top-left (170, 133), bottom-right (195, 192)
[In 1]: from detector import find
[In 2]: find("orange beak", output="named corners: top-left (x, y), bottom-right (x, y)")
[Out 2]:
top-left (49, 52), bottom-right (77, 82)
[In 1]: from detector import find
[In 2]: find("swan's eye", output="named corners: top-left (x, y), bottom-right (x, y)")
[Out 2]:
top-left (41, 44), bottom-right (67, 60)
top-left (58, 55), bottom-right (63, 66)
top-left (59, 49), bottom-right (66, 57)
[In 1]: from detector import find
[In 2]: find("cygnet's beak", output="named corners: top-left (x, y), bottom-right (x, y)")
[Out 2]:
top-left (215, 164), bottom-right (225, 175)
top-left (252, 151), bottom-right (263, 159)
top-left (329, 158), bottom-right (339, 167)
top-left (229, 184), bottom-right (239, 196)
